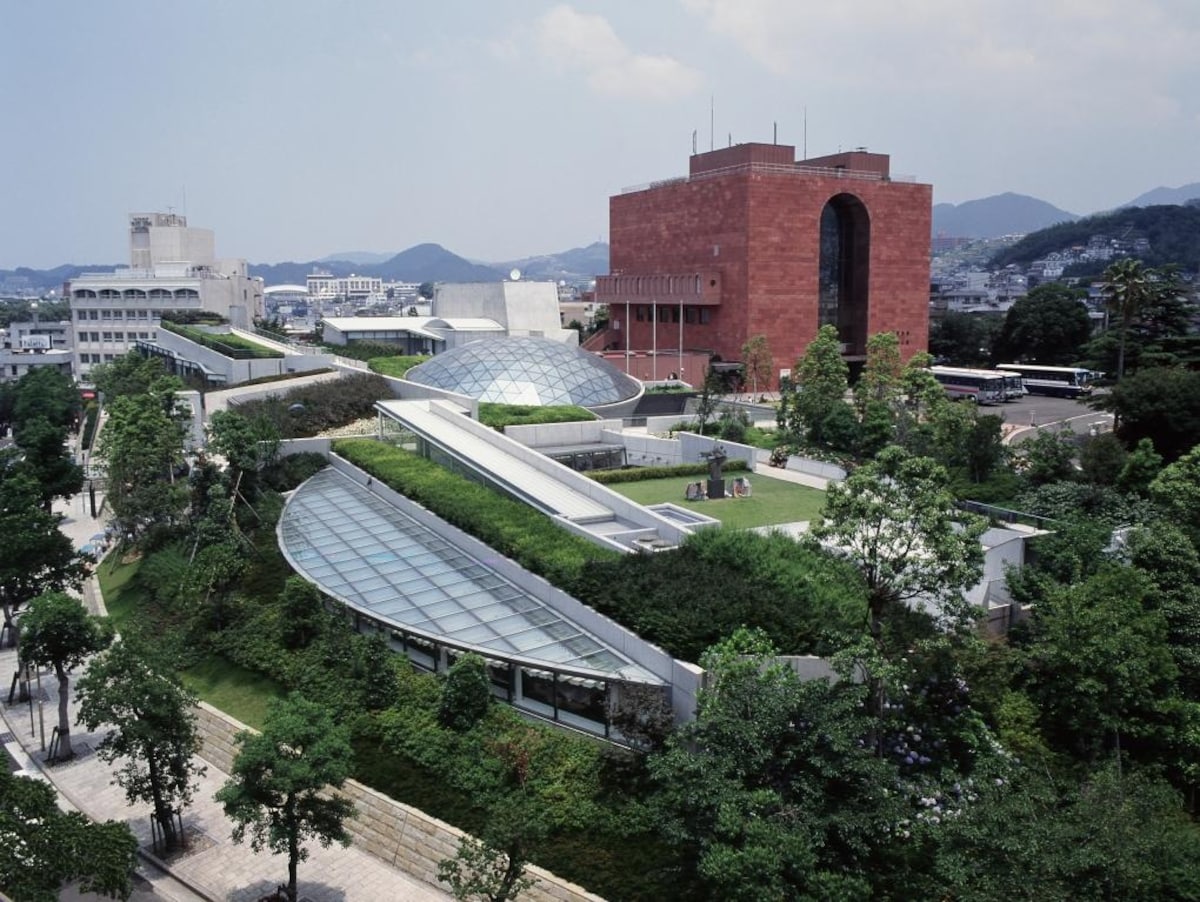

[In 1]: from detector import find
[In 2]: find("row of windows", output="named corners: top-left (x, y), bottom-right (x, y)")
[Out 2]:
top-left (73, 289), bottom-right (199, 300)
top-left (75, 309), bottom-right (155, 322)
top-left (632, 305), bottom-right (712, 325)
top-left (78, 332), bottom-right (155, 343)
top-left (79, 353), bottom-right (117, 364)
top-left (608, 274), bottom-right (706, 295)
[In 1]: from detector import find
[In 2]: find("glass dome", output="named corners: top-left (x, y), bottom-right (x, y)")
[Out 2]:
top-left (405, 337), bottom-right (641, 407)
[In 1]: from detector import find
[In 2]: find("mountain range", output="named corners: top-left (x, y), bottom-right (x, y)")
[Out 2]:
top-left (934, 182), bottom-right (1200, 240)
top-left (5, 183), bottom-right (1200, 292)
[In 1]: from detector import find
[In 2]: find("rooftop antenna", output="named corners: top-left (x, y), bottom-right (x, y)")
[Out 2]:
top-left (692, 129), bottom-right (697, 155)
top-left (710, 95), bottom-right (714, 151)
top-left (773, 121), bottom-right (777, 145)
top-left (803, 106), bottom-right (807, 159)
top-left (728, 132), bottom-right (732, 148)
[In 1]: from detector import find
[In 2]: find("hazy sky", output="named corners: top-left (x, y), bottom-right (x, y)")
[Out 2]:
top-left (3, 1), bottom-right (1198, 268)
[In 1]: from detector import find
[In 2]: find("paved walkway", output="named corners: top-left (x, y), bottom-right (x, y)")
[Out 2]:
top-left (1, 491), bottom-right (451, 902)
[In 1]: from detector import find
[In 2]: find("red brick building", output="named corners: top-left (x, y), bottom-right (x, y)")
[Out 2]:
top-left (592, 143), bottom-right (932, 388)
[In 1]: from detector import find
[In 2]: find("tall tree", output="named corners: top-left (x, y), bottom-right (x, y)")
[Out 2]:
top-left (19, 592), bottom-right (112, 760)
top-left (739, 334), bottom-right (773, 397)
top-left (780, 324), bottom-right (850, 446)
top-left (13, 367), bottom-right (80, 432)
top-left (90, 352), bottom-right (170, 400)
top-left (216, 693), bottom-right (356, 902)
top-left (99, 377), bottom-right (189, 542)
top-left (808, 445), bottom-right (986, 647)
top-left (0, 769), bottom-right (138, 902)
top-left (0, 470), bottom-right (89, 648)
top-left (1094, 366), bottom-right (1200, 461)
top-left (76, 639), bottom-right (206, 852)
top-left (993, 283), bottom-right (1091, 366)
top-left (13, 416), bottom-right (84, 510)
top-left (1102, 257), bottom-right (1154, 380)
top-left (205, 408), bottom-right (280, 505)
top-left (648, 628), bottom-right (896, 900)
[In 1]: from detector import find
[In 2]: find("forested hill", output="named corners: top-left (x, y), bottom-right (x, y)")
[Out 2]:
top-left (989, 203), bottom-right (1200, 273)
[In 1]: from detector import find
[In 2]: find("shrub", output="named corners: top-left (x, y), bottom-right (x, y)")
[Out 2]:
top-left (367, 355), bottom-right (430, 378)
top-left (477, 403), bottom-right (596, 430)
top-left (333, 439), bottom-right (618, 589)
top-left (262, 452), bottom-right (329, 492)
top-left (233, 373), bottom-right (389, 439)
top-left (588, 460), bottom-right (748, 485)
top-left (438, 653), bottom-right (492, 732)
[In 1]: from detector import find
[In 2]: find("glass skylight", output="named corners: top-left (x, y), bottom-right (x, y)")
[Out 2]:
top-left (278, 467), bottom-right (660, 683)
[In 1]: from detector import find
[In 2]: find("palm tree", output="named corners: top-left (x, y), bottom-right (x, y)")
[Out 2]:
top-left (1102, 257), bottom-right (1152, 381)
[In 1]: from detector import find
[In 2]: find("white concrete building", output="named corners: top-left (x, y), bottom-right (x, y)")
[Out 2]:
top-left (306, 270), bottom-right (383, 303)
top-left (0, 319), bottom-right (74, 382)
top-left (67, 214), bottom-right (264, 378)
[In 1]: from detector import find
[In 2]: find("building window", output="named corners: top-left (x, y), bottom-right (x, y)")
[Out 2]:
top-left (635, 306), bottom-right (645, 322)
top-left (700, 308), bottom-right (711, 325)
top-left (684, 307), bottom-right (696, 324)
top-left (670, 307), bottom-right (680, 323)
top-left (101, 332), bottom-right (112, 341)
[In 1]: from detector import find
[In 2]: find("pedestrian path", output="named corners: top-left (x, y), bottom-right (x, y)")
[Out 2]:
top-left (0, 492), bottom-right (451, 901)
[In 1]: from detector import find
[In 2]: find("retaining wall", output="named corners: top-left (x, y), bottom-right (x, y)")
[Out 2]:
top-left (192, 702), bottom-right (605, 902)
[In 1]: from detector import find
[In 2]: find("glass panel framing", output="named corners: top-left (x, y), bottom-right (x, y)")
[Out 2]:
top-left (279, 467), bottom-right (661, 684)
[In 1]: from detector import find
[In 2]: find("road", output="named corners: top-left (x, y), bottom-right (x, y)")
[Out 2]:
top-left (993, 392), bottom-right (1112, 444)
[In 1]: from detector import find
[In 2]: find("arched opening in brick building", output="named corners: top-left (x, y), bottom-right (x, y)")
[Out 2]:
top-left (818, 193), bottom-right (871, 357)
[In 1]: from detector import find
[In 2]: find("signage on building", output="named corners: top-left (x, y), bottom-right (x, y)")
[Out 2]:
top-left (19, 335), bottom-right (51, 350)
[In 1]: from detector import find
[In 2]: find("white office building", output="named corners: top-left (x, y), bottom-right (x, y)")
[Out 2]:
top-left (67, 213), bottom-right (264, 378)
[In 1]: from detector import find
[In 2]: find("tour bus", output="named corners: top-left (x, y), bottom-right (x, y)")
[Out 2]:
top-left (929, 366), bottom-right (1008, 405)
top-left (995, 364), bottom-right (1094, 399)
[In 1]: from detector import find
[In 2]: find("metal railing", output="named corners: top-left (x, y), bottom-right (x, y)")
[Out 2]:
top-left (621, 160), bottom-right (918, 194)
top-left (956, 500), bottom-right (1057, 531)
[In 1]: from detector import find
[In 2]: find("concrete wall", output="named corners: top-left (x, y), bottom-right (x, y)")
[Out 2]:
top-left (326, 453), bottom-right (704, 723)
top-left (203, 370), bottom-right (347, 416)
top-left (677, 432), bottom-right (758, 469)
top-left (191, 703), bottom-right (605, 902)
top-left (426, 403), bottom-right (693, 548)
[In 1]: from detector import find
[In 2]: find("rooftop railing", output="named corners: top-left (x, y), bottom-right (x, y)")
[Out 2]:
top-left (621, 161), bottom-right (918, 194)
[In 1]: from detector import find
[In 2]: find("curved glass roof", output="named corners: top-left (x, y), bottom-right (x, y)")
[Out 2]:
top-left (278, 467), bottom-right (660, 683)
top-left (405, 337), bottom-right (640, 407)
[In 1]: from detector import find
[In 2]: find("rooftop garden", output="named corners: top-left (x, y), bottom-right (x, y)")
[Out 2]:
top-left (477, 402), bottom-right (596, 429)
top-left (366, 355), bottom-right (431, 378)
top-left (160, 320), bottom-right (284, 359)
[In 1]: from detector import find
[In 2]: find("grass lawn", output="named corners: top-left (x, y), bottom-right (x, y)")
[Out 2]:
top-left (609, 473), bottom-right (825, 529)
top-left (97, 556), bottom-right (284, 730)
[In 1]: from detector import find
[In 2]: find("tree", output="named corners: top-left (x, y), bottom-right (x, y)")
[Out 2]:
top-left (928, 311), bottom-right (1004, 367)
top-left (13, 367), bottom-right (80, 433)
top-left (216, 693), bottom-right (356, 902)
top-left (854, 331), bottom-right (903, 416)
top-left (418, 281), bottom-right (435, 300)
top-left (0, 769), bottom-right (137, 902)
top-left (1101, 257), bottom-right (1173, 380)
top-left (1094, 366), bottom-right (1200, 461)
top-left (1149, 443), bottom-right (1200, 544)
top-left (90, 352), bottom-right (170, 400)
top-left (19, 592), bottom-right (112, 759)
top-left (278, 576), bottom-right (327, 650)
top-left (0, 470), bottom-right (90, 648)
top-left (1012, 428), bottom-right (1077, 486)
top-left (206, 408), bottom-right (280, 506)
top-left (779, 324), bottom-right (851, 447)
top-left (13, 416), bottom-right (84, 510)
top-left (647, 629), bottom-right (895, 900)
top-left (1118, 437), bottom-right (1163, 495)
top-left (1078, 432), bottom-right (1127, 486)
top-left (439, 652), bottom-right (492, 732)
top-left (1026, 566), bottom-right (1177, 761)
top-left (808, 446), bottom-right (986, 647)
top-left (993, 284), bottom-right (1091, 365)
top-left (76, 639), bottom-right (206, 853)
top-left (740, 334), bottom-right (773, 397)
top-left (98, 377), bottom-right (190, 542)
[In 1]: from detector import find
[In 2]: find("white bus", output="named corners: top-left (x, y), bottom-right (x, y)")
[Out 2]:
top-left (995, 364), bottom-right (1094, 399)
top-left (929, 367), bottom-right (1008, 405)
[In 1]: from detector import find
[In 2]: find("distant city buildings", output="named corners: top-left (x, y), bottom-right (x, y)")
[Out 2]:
top-left (66, 213), bottom-right (264, 378)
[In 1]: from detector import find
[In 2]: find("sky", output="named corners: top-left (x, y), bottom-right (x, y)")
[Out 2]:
top-left (2, 1), bottom-right (1199, 269)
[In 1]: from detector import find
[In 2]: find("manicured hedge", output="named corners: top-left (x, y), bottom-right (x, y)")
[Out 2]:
top-left (161, 321), bottom-right (285, 359)
top-left (589, 459), bottom-right (748, 484)
top-left (478, 402), bottom-right (596, 430)
top-left (367, 355), bottom-right (430, 378)
top-left (333, 439), bottom-right (619, 588)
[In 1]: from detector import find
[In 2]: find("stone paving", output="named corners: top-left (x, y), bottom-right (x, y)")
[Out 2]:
top-left (1, 489), bottom-right (451, 902)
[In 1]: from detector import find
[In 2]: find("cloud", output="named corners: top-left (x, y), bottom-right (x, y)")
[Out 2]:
top-left (530, 5), bottom-right (702, 101)
top-left (682, 0), bottom-right (1200, 122)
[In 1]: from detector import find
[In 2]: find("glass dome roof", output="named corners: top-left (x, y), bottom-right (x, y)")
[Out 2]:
top-left (405, 337), bottom-right (640, 407)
